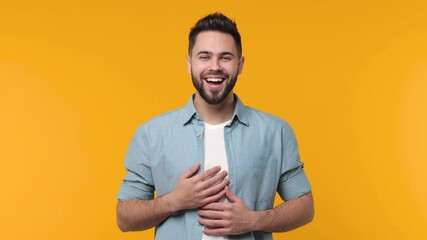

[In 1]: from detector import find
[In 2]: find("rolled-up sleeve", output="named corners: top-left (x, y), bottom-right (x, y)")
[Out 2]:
top-left (117, 126), bottom-right (155, 201)
top-left (277, 123), bottom-right (311, 201)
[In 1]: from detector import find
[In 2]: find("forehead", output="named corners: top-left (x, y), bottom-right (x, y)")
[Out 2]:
top-left (192, 31), bottom-right (237, 55)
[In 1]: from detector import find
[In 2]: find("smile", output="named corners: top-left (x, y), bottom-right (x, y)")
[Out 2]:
top-left (204, 77), bottom-right (226, 85)
top-left (206, 77), bottom-right (223, 82)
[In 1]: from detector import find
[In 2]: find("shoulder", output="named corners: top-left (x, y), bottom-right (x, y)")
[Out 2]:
top-left (148, 107), bottom-right (184, 125)
top-left (135, 106), bottom-right (186, 135)
top-left (242, 105), bottom-right (298, 140)
top-left (245, 106), bottom-right (292, 129)
top-left (243, 106), bottom-right (300, 148)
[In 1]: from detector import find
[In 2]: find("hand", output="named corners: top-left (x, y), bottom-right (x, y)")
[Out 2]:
top-left (198, 187), bottom-right (255, 236)
top-left (168, 163), bottom-right (229, 211)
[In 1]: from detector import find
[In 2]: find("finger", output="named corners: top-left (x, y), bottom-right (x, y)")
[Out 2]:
top-left (225, 186), bottom-right (239, 203)
top-left (180, 162), bottom-right (201, 179)
top-left (201, 189), bottom-right (226, 205)
top-left (200, 202), bottom-right (224, 211)
top-left (203, 227), bottom-right (229, 236)
top-left (201, 177), bottom-right (229, 198)
top-left (198, 209), bottom-right (225, 220)
top-left (199, 217), bottom-right (227, 228)
top-left (196, 166), bottom-right (221, 181)
top-left (201, 170), bottom-right (228, 187)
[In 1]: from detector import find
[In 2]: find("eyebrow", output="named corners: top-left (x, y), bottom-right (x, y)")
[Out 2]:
top-left (196, 51), bottom-right (235, 56)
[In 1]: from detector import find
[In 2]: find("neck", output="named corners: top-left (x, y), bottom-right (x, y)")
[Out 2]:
top-left (194, 93), bottom-right (235, 125)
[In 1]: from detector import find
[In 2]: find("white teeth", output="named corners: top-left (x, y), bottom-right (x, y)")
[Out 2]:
top-left (206, 78), bottom-right (223, 82)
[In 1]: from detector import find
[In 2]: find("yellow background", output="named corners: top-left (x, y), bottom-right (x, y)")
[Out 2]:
top-left (1, 0), bottom-right (426, 239)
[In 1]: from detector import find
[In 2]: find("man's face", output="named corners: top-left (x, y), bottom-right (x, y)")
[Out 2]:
top-left (187, 31), bottom-right (244, 105)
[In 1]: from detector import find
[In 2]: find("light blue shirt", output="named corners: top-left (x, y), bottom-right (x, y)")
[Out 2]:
top-left (118, 94), bottom-right (311, 240)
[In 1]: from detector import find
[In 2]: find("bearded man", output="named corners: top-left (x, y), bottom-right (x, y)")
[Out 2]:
top-left (117, 12), bottom-right (314, 240)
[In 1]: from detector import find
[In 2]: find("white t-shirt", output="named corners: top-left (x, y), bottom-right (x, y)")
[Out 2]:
top-left (201, 120), bottom-right (231, 240)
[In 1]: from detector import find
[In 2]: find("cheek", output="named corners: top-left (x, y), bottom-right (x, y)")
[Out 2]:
top-left (190, 67), bottom-right (201, 77)
top-left (225, 65), bottom-right (240, 75)
top-left (193, 65), bottom-right (210, 76)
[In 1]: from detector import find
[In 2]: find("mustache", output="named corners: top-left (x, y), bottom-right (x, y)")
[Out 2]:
top-left (201, 70), bottom-right (229, 78)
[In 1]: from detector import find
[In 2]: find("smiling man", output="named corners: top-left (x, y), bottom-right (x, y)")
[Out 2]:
top-left (117, 13), bottom-right (314, 240)
top-left (190, 30), bottom-right (242, 106)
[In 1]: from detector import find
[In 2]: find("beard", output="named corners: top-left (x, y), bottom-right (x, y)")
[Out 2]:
top-left (191, 69), bottom-right (238, 105)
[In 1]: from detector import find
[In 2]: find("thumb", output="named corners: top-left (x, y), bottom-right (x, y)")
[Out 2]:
top-left (225, 186), bottom-right (239, 203)
top-left (181, 162), bottom-right (200, 179)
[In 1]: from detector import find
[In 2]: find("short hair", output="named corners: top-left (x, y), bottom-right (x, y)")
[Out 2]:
top-left (188, 12), bottom-right (242, 57)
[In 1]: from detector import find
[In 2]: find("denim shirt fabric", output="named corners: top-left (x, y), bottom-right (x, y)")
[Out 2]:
top-left (117, 95), bottom-right (311, 240)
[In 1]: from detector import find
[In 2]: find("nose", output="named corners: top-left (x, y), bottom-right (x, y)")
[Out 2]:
top-left (210, 57), bottom-right (223, 71)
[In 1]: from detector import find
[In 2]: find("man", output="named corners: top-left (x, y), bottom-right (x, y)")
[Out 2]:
top-left (117, 13), bottom-right (314, 240)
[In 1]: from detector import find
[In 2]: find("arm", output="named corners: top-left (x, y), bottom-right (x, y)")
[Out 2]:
top-left (117, 194), bottom-right (176, 232)
top-left (117, 163), bottom-right (230, 232)
top-left (198, 187), bottom-right (314, 235)
top-left (253, 191), bottom-right (314, 232)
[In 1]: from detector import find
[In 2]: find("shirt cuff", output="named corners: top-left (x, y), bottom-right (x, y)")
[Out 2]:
top-left (117, 181), bottom-right (154, 201)
top-left (278, 169), bottom-right (311, 201)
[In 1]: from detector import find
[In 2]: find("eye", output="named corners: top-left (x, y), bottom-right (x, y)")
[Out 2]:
top-left (199, 55), bottom-right (210, 60)
top-left (221, 55), bottom-right (233, 61)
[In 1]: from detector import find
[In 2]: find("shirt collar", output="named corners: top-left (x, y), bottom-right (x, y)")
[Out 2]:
top-left (181, 94), bottom-right (249, 127)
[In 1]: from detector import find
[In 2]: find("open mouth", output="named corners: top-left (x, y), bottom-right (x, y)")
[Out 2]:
top-left (204, 77), bottom-right (226, 85)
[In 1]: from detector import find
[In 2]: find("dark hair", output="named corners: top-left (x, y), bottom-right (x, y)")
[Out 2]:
top-left (188, 12), bottom-right (242, 57)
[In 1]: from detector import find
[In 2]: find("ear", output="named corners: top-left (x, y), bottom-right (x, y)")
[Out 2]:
top-left (186, 55), bottom-right (191, 74)
top-left (238, 56), bottom-right (245, 75)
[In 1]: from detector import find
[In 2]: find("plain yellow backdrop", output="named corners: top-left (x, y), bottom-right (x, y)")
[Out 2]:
top-left (1, 0), bottom-right (426, 239)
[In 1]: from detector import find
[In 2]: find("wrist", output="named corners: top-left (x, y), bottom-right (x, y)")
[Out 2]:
top-left (251, 210), bottom-right (266, 232)
top-left (160, 192), bottom-right (180, 214)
